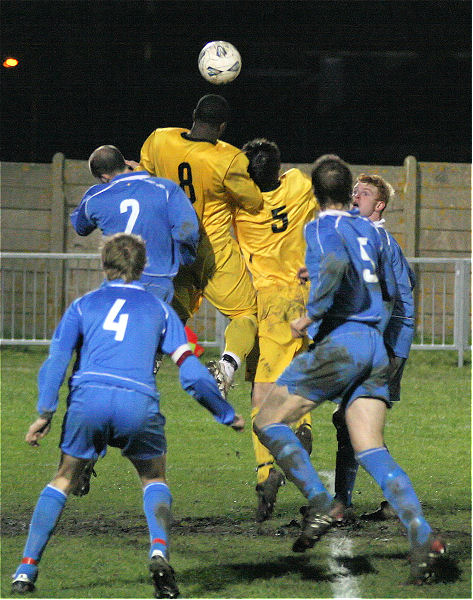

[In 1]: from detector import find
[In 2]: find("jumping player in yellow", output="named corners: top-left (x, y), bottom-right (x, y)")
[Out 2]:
top-left (139, 95), bottom-right (262, 397)
top-left (234, 138), bottom-right (319, 521)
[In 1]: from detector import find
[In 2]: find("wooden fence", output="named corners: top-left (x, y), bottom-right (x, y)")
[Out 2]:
top-left (1, 155), bottom-right (471, 350)
top-left (1, 154), bottom-right (471, 258)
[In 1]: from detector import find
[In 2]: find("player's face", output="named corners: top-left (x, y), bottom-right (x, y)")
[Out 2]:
top-left (351, 182), bottom-right (380, 217)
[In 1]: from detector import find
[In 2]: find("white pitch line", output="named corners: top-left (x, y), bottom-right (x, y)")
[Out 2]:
top-left (319, 470), bottom-right (361, 599)
top-left (327, 536), bottom-right (361, 599)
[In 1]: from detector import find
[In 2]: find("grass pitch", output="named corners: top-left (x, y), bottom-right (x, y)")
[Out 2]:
top-left (1, 346), bottom-right (471, 598)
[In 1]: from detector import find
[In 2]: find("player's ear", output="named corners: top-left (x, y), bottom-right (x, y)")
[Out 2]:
top-left (376, 200), bottom-right (386, 213)
top-left (219, 122), bottom-right (227, 137)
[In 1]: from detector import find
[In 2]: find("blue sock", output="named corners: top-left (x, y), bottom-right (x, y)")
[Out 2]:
top-left (15, 485), bottom-right (67, 580)
top-left (356, 447), bottom-right (432, 546)
top-left (257, 423), bottom-right (332, 512)
top-left (143, 482), bottom-right (172, 559)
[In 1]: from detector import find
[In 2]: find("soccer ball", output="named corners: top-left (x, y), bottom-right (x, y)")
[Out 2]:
top-left (198, 41), bottom-right (241, 85)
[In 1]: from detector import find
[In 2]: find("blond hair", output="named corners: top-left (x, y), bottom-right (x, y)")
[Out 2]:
top-left (356, 173), bottom-right (395, 208)
top-left (101, 233), bottom-right (146, 283)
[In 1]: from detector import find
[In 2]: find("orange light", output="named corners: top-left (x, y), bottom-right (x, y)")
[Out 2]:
top-left (3, 57), bottom-right (19, 68)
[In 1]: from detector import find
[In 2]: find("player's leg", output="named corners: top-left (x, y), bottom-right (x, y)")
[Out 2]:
top-left (332, 407), bottom-right (359, 511)
top-left (246, 341), bottom-right (286, 521)
top-left (130, 456), bottom-right (170, 560)
top-left (117, 391), bottom-right (178, 599)
top-left (345, 397), bottom-right (423, 528)
top-left (251, 382), bottom-right (285, 521)
top-left (60, 384), bottom-right (112, 498)
top-left (203, 244), bottom-right (258, 396)
top-left (260, 321), bottom-right (367, 508)
top-left (330, 324), bottom-right (383, 514)
top-left (257, 285), bottom-right (313, 454)
top-left (11, 453), bottom-right (90, 593)
top-left (254, 384), bottom-right (344, 551)
top-left (250, 286), bottom-right (313, 521)
top-left (359, 350), bottom-right (408, 521)
top-left (294, 414), bottom-right (313, 455)
top-left (346, 396), bottom-right (445, 583)
top-left (70, 456), bottom-right (98, 497)
top-left (254, 384), bottom-right (329, 503)
top-left (259, 323), bottom-right (389, 551)
top-left (12, 385), bottom-right (110, 594)
top-left (171, 263), bottom-right (203, 325)
top-left (129, 455), bottom-right (178, 599)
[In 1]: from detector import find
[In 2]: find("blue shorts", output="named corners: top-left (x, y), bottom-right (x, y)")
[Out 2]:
top-left (277, 321), bottom-right (391, 409)
top-left (141, 275), bottom-right (174, 303)
top-left (60, 384), bottom-right (166, 460)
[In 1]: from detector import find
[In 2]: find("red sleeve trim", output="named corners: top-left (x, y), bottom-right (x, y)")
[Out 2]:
top-left (176, 350), bottom-right (193, 367)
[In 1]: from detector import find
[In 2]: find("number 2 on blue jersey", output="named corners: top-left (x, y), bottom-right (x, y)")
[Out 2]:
top-left (120, 199), bottom-right (140, 233)
top-left (103, 299), bottom-right (129, 341)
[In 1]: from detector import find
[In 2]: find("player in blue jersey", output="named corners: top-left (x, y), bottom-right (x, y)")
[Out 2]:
top-left (332, 173), bottom-right (417, 520)
top-left (70, 145), bottom-right (200, 496)
top-left (253, 156), bottom-right (445, 584)
top-left (11, 233), bottom-right (244, 598)
top-left (71, 145), bottom-right (199, 303)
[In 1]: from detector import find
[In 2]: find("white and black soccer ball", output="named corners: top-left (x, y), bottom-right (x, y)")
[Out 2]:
top-left (198, 41), bottom-right (241, 85)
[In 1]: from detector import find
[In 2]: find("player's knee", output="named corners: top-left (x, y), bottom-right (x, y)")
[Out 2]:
top-left (230, 311), bottom-right (257, 326)
top-left (253, 413), bottom-right (275, 438)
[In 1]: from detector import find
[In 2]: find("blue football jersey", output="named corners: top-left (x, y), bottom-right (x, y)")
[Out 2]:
top-left (37, 280), bottom-right (235, 424)
top-left (70, 171), bottom-right (199, 277)
top-left (375, 222), bottom-right (416, 358)
top-left (304, 209), bottom-right (396, 340)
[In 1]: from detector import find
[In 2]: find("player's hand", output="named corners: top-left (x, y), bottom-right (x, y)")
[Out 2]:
top-left (25, 417), bottom-right (51, 447)
top-left (297, 266), bottom-right (309, 283)
top-left (290, 315), bottom-right (313, 338)
top-left (230, 414), bottom-right (245, 431)
top-left (125, 159), bottom-right (140, 171)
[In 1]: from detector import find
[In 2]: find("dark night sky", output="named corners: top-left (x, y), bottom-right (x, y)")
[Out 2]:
top-left (1, 0), bottom-right (471, 165)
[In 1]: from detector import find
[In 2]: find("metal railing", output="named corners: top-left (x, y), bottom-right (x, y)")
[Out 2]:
top-left (0, 252), bottom-right (227, 351)
top-left (1, 253), bottom-right (470, 365)
top-left (408, 257), bottom-right (471, 366)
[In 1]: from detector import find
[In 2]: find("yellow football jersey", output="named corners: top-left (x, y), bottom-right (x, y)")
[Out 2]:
top-left (234, 168), bottom-right (318, 289)
top-left (140, 127), bottom-right (262, 251)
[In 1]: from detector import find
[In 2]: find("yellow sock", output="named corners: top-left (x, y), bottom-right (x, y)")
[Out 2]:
top-left (251, 406), bottom-right (275, 485)
top-left (224, 314), bottom-right (258, 364)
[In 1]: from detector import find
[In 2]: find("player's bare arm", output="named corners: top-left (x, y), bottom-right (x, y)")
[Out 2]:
top-left (290, 315), bottom-right (313, 338)
top-left (25, 416), bottom-right (52, 447)
top-left (230, 414), bottom-right (245, 431)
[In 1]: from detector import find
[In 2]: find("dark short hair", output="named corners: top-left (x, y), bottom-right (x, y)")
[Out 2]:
top-left (311, 154), bottom-right (352, 208)
top-left (194, 94), bottom-right (229, 125)
top-left (89, 145), bottom-right (126, 179)
top-left (101, 233), bottom-right (146, 283)
top-left (242, 138), bottom-right (281, 190)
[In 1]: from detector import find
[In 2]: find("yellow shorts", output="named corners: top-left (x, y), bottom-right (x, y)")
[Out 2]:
top-left (254, 283), bottom-right (309, 383)
top-left (172, 235), bottom-right (256, 323)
